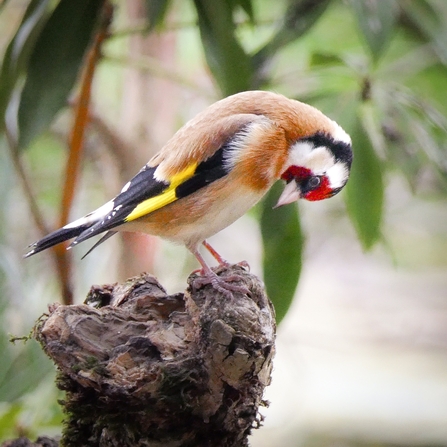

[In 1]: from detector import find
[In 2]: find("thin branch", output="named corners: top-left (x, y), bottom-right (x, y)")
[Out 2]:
top-left (58, 8), bottom-right (111, 227)
top-left (88, 111), bottom-right (138, 178)
top-left (54, 2), bottom-right (113, 305)
top-left (110, 17), bottom-right (277, 38)
top-left (5, 130), bottom-right (51, 238)
top-left (104, 53), bottom-right (214, 97)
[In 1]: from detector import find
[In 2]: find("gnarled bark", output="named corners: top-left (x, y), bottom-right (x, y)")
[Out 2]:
top-left (27, 265), bottom-right (276, 447)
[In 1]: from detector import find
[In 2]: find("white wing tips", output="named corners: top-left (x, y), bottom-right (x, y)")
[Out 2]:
top-left (63, 200), bottom-right (115, 230)
top-left (25, 201), bottom-right (116, 258)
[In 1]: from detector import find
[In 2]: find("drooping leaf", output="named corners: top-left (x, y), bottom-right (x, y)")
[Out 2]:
top-left (193, 0), bottom-right (253, 95)
top-left (380, 81), bottom-right (447, 184)
top-left (379, 44), bottom-right (441, 83)
top-left (228, 0), bottom-right (254, 23)
top-left (253, 0), bottom-right (331, 72)
top-left (0, 0), bottom-right (51, 131)
top-left (348, 0), bottom-right (398, 62)
top-left (309, 52), bottom-right (344, 68)
top-left (404, 102), bottom-right (447, 182)
top-left (0, 402), bottom-right (22, 440)
top-left (17, 0), bottom-right (105, 150)
top-left (345, 103), bottom-right (384, 249)
top-left (145, 0), bottom-right (171, 32)
top-left (260, 182), bottom-right (303, 324)
top-left (400, 0), bottom-right (447, 65)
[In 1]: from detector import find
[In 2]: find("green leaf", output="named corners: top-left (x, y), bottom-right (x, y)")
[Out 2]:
top-left (260, 182), bottom-right (303, 324)
top-left (193, 0), bottom-right (254, 95)
top-left (348, 0), bottom-right (398, 62)
top-left (17, 0), bottom-right (105, 150)
top-left (309, 52), bottom-right (344, 68)
top-left (0, 0), bottom-right (51, 131)
top-left (228, 0), bottom-right (254, 23)
top-left (345, 103), bottom-right (384, 249)
top-left (399, 0), bottom-right (447, 65)
top-left (145, 0), bottom-right (171, 32)
top-left (0, 402), bottom-right (22, 440)
top-left (253, 0), bottom-right (331, 71)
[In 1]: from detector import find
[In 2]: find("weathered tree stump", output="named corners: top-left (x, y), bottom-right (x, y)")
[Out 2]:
top-left (1, 437), bottom-right (59, 447)
top-left (22, 265), bottom-right (275, 447)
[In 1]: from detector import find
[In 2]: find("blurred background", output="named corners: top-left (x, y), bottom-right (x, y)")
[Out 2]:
top-left (0, 0), bottom-right (446, 445)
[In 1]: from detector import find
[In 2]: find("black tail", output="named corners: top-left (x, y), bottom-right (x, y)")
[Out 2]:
top-left (25, 224), bottom-right (90, 258)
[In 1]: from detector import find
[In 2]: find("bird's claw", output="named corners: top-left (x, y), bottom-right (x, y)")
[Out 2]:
top-left (193, 271), bottom-right (250, 298)
top-left (236, 260), bottom-right (250, 271)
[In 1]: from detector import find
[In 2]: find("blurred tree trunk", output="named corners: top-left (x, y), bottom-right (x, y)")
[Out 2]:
top-left (116, 0), bottom-right (182, 280)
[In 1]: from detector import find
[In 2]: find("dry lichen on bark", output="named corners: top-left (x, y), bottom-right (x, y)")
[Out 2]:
top-left (29, 265), bottom-right (276, 447)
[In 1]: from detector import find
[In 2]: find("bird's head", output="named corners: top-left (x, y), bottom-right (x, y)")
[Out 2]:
top-left (276, 126), bottom-right (353, 207)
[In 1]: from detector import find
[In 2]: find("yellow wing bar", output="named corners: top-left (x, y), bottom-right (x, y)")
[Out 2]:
top-left (125, 163), bottom-right (197, 222)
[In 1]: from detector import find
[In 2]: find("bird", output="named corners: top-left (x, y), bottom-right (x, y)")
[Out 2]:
top-left (25, 90), bottom-right (353, 296)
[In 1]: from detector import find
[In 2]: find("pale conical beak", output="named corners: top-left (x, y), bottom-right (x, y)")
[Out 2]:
top-left (274, 181), bottom-right (301, 208)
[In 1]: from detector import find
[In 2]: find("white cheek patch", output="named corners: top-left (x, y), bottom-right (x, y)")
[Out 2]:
top-left (288, 142), bottom-right (334, 174)
top-left (326, 162), bottom-right (349, 189)
top-left (306, 147), bottom-right (336, 172)
top-left (287, 141), bottom-right (314, 168)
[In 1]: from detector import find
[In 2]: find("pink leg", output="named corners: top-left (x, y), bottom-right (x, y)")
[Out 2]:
top-left (202, 240), bottom-right (228, 265)
top-left (190, 246), bottom-right (249, 298)
top-left (202, 240), bottom-right (250, 271)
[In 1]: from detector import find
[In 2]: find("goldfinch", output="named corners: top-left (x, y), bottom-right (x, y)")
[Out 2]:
top-left (26, 91), bottom-right (353, 295)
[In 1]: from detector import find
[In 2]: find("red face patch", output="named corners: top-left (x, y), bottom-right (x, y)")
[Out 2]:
top-left (280, 166), bottom-right (312, 183)
top-left (303, 175), bottom-right (332, 201)
top-left (281, 166), bottom-right (333, 202)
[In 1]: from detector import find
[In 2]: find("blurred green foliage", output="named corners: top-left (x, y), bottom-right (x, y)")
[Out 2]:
top-left (17, 0), bottom-right (104, 150)
top-left (0, 0), bottom-right (447, 441)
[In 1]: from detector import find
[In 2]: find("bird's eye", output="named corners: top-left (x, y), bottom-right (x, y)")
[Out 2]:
top-left (307, 176), bottom-right (321, 190)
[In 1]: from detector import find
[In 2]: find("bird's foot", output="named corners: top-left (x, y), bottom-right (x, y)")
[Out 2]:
top-left (192, 269), bottom-right (250, 299)
top-left (191, 260), bottom-right (249, 275)
top-left (211, 259), bottom-right (250, 271)
top-left (236, 260), bottom-right (250, 271)
top-left (201, 241), bottom-right (250, 272)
